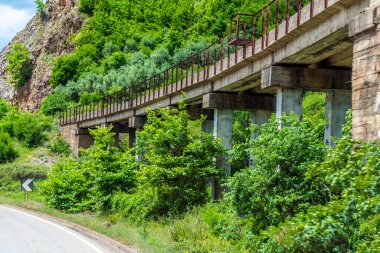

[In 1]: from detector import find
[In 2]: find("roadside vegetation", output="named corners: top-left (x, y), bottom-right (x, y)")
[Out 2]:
top-left (1, 0), bottom-right (379, 252)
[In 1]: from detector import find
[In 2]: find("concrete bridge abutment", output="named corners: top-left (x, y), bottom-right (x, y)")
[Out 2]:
top-left (350, 2), bottom-right (380, 142)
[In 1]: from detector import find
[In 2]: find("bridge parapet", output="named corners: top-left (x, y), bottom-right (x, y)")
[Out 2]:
top-left (59, 0), bottom-right (347, 127)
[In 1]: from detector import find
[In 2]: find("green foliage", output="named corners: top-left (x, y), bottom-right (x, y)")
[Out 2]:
top-left (0, 99), bottom-right (13, 120)
top-left (47, 135), bottom-right (71, 156)
top-left (35, 0), bottom-right (47, 14)
top-left (43, 125), bottom-right (137, 212)
top-left (0, 112), bottom-right (51, 148)
top-left (228, 114), bottom-right (327, 234)
top-left (43, 157), bottom-right (92, 212)
top-left (0, 163), bottom-right (49, 180)
top-left (0, 131), bottom-right (17, 164)
top-left (5, 43), bottom-right (32, 89)
top-left (40, 93), bottom-right (69, 116)
top-left (51, 0), bottom-right (272, 105)
top-left (303, 92), bottom-right (326, 140)
top-left (114, 103), bottom-right (224, 221)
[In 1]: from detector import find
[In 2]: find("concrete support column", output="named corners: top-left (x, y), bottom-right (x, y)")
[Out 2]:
top-left (128, 128), bottom-right (136, 149)
top-left (76, 128), bottom-right (94, 156)
top-left (350, 5), bottom-right (380, 142)
top-left (249, 110), bottom-right (272, 167)
top-left (201, 119), bottom-right (214, 134)
top-left (213, 109), bottom-right (233, 199)
top-left (324, 90), bottom-right (352, 146)
top-left (276, 88), bottom-right (303, 120)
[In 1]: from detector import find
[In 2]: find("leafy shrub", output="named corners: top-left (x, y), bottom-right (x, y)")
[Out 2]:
top-left (40, 93), bottom-right (69, 116)
top-left (0, 163), bottom-right (49, 180)
top-left (117, 103), bottom-right (224, 221)
top-left (123, 39), bottom-right (138, 53)
top-left (0, 131), bottom-right (17, 164)
top-left (43, 157), bottom-right (92, 212)
top-left (47, 135), bottom-right (71, 155)
top-left (0, 99), bottom-right (12, 120)
top-left (35, 0), bottom-right (47, 15)
top-left (43, 125), bottom-right (137, 212)
top-left (0, 112), bottom-right (51, 147)
top-left (5, 43), bottom-right (32, 89)
top-left (228, 114), bottom-right (327, 234)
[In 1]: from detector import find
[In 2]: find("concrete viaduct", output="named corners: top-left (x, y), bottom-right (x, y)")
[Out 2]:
top-left (60, 0), bottom-right (380, 171)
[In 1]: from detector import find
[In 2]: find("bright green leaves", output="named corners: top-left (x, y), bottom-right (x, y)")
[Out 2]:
top-left (114, 103), bottom-right (224, 221)
top-left (5, 43), bottom-right (32, 89)
top-left (43, 125), bottom-right (137, 212)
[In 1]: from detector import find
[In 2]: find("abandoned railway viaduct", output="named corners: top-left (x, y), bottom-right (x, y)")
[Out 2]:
top-left (60, 0), bottom-right (380, 177)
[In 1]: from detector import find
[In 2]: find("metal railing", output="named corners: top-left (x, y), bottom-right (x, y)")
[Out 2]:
top-left (60, 0), bottom-right (327, 125)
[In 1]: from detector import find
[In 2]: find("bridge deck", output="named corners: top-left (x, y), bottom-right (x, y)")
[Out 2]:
top-left (60, 0), bottom-right (365, 128)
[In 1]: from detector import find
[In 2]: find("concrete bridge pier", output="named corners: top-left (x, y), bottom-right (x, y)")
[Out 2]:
top-left (249, 110), bottom-right (273, 167)
top-left (202, 92), bottom-right (275, 198)
top-left (76, 128), bottom-right (94, 156)
top-left (324, 90), bottom-right (352, 145)
top-left (350, 2), bottom-right (380, 142)
top-left (128, 116), bottom-right (147, 161)
top-left (275, 88), bottom-right (303, 120)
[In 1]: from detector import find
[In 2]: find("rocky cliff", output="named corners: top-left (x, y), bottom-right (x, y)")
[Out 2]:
top-left (0, 0), bottom-right (83, 111)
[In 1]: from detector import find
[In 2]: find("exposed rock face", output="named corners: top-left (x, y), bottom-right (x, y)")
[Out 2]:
top-left (0, 0), bottom-right (83, 111)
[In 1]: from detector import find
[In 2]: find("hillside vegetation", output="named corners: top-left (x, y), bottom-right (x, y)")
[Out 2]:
top-left (1, 0), bottom-right (379, 252)
top-left (41, 0), bottom-right (273, 114)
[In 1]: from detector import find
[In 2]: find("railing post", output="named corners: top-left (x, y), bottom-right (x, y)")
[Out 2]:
top-left (213, 42), bottom-right (217, 76)
top-left (261, 9), bottom-right (265, 50)
top-left (197, 53), bottom-right (200, 83)
top-left (220, 38), bottom-right (224, 71)
top-left (191, 55), bottom-right (194, 85)
top-left (275, 0), bottom-right (279, 40)
top-left (297, 0), bottom-right (301, 27)
top-left (266, 6), bottom-right (270, 47)
top-left (286, 0), bottom-right (290, 34)
top-left (310, 0), bottom-right (314, 18)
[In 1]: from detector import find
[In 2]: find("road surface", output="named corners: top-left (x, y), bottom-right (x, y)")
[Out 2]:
top-left (0, 205), bottom-right (129, 253)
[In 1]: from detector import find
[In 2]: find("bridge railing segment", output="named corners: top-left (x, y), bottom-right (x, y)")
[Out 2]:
top-left (59, 0), bottom-right (326, 126)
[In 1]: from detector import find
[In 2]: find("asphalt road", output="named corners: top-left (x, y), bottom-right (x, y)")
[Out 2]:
top-left (0, 205), bottom-right (127, 253)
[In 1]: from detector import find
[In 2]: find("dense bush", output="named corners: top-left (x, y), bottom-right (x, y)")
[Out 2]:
top-left (0, 131), bottom-right (17, 164)
top-left (5, 43), bottom-right (32, 89)
top-left (111, 103), bottom-right (224, 221)
top-left (40, 93), bottom-right (69, 116)
top-left (228, 114), bottom-right (327, 234)
top-left (47, 135), bottom-right (71, 155)
top-left (43, 125), bottom-right (137, 212)
top-left (1, 112), bottom-right (51, 148)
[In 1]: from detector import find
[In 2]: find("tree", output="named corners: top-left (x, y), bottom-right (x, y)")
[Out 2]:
top-left (5, 43), bottom-right (32, 89)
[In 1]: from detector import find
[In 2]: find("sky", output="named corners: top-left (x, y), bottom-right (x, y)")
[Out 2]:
top-left (0, 0), bottom-right (36, 50)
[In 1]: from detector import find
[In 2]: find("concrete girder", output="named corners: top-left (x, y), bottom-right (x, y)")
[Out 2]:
top-left (261, 66), bottom-right (352, 92)
top-left (202, 93), bottom-right (275, 111)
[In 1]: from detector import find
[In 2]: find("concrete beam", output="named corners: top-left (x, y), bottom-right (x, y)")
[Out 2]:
top-left (128, 116), bottom-right (147, 129)
top-left (261, 66), bottom-right (352, 92)
top-left (202, 93), bottom-right (275, 111)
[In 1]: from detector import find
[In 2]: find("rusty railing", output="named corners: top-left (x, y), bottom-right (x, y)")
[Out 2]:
top-left (60, 0), bottom-right (325, 125)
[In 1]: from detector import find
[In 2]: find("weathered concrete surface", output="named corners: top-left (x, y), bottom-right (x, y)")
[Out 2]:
top-left (324, 90), bottom-right (352, 145)
top-left (350, 1), bottom-right (380, 141)
top-left (276, 88), bottom-right (303, 119)
top-left (249, 110), bottom-right (272, 167)
top-left (213, 109), bottom-right (233, 199)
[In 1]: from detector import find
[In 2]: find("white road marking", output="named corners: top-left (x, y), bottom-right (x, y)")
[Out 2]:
top-left (0, 205), bottom-right (104, 253)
